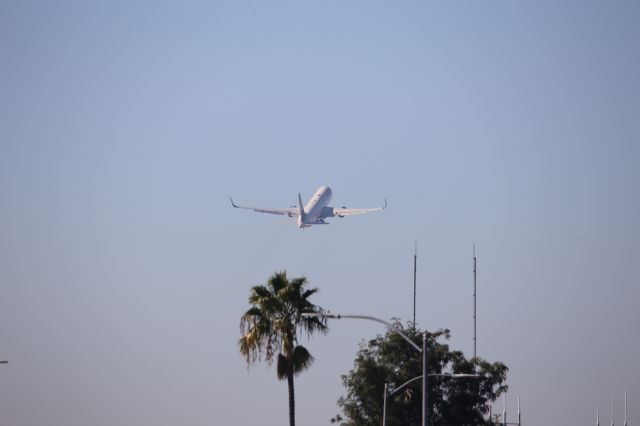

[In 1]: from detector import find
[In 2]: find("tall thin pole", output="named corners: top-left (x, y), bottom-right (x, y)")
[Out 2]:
top-left (517, 396), bottom-right (521, 426)
top-left (611, 395), bottom-right (615, 426)
top-left (502, 394), bottom-right (507, 426)
top-left (597, 408), bottom-right (600, 426)
top-left (624, 393), bottom-right (627, 426)
top-left (422, 332), bottom-right (428, 426)
top-left (383, 383), bottom-right (388, 426)
top-left (473, 243), bottom-right (477, 359)
top-left (413, 242), bottom-right (417, 327)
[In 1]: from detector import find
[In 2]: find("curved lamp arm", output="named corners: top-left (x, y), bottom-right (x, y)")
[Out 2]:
top-left (301, 312), bottom-right (422, 353)
top-left (388, 373), bottom-right (478, 398)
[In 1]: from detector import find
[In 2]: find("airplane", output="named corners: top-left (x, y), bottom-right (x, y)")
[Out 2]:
top-left (230, 186), bottom-right (386, 228)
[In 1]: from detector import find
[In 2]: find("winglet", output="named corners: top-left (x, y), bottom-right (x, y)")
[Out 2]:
top-left (298, 193), bottom-right (305, 217)
top-left (230, 196), bottom-right (238, 208)
top-left (383, 198), bottom-right (388, 209)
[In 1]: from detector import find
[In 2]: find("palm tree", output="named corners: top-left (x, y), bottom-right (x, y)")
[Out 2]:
top-left (239, 271), bottom-right (328, 426)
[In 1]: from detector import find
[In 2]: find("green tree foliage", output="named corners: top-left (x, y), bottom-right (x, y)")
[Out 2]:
top-left (333, 321), bottom-right (508, 426)
top-left (239, 271), bottom-right (328, 426)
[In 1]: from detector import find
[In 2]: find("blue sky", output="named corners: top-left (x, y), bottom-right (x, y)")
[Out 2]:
top-left (1, 1), bottom-right (639, 425)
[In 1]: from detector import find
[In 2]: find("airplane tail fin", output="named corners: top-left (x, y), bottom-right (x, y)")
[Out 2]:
top-left (298, 193), bottom-right (305, 218)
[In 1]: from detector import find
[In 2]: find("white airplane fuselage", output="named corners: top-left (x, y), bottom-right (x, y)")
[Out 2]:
top-left (298, 186), bottom-right (332, 228)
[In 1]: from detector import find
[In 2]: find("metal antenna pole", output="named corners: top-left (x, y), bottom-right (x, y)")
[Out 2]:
top-left (517, 396), bottom-right (521, 426)
top-left (612, 395), bottom-right (615, 426)
top-left (597, 408), bottom-right (600, 426)
top-left (473, 243), bottom-right (477, 359)
top-left (413, 242), bottom-right (417, 327)
top-left (624, 393), bottom-right (627, 426)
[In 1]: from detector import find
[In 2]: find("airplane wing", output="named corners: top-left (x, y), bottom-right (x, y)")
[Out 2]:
top-left (230, 197), bottom-right (300, 217)
top-left (324, 199), bottom-right (387, 218)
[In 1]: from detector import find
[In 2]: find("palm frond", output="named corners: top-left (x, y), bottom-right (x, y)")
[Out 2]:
top-left (248, 285), bottom-right (274, 304)
top-left (277, 353), bottom-right (289, 380)
top-left (301, 287), bottom-right (318, 300)
top-left (292, 345), bottom-right (314, 376)
top-left (268, 270), bottom-right (288, 294)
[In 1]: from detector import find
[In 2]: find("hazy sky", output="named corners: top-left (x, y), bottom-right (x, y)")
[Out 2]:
top-left (1, 1), bottom-right (639, 425)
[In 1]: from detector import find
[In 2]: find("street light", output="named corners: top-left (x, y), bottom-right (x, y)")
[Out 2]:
top-left (383, 374), bottom-right (479, 426)
top-left (301, 312), bottom-right (429, 426)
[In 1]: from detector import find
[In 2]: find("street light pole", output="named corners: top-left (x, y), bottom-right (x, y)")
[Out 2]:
top-left (423, 332), bottom-right (428, 426)
top-left (383, 383), bottom-right (388, 426)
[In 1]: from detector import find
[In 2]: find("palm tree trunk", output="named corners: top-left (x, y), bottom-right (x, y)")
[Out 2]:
top-left (287, 371), bottom-right (295, 426)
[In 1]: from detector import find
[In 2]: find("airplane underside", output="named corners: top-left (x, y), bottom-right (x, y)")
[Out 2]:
top-left (298, 217), bottom-right (330, 228)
